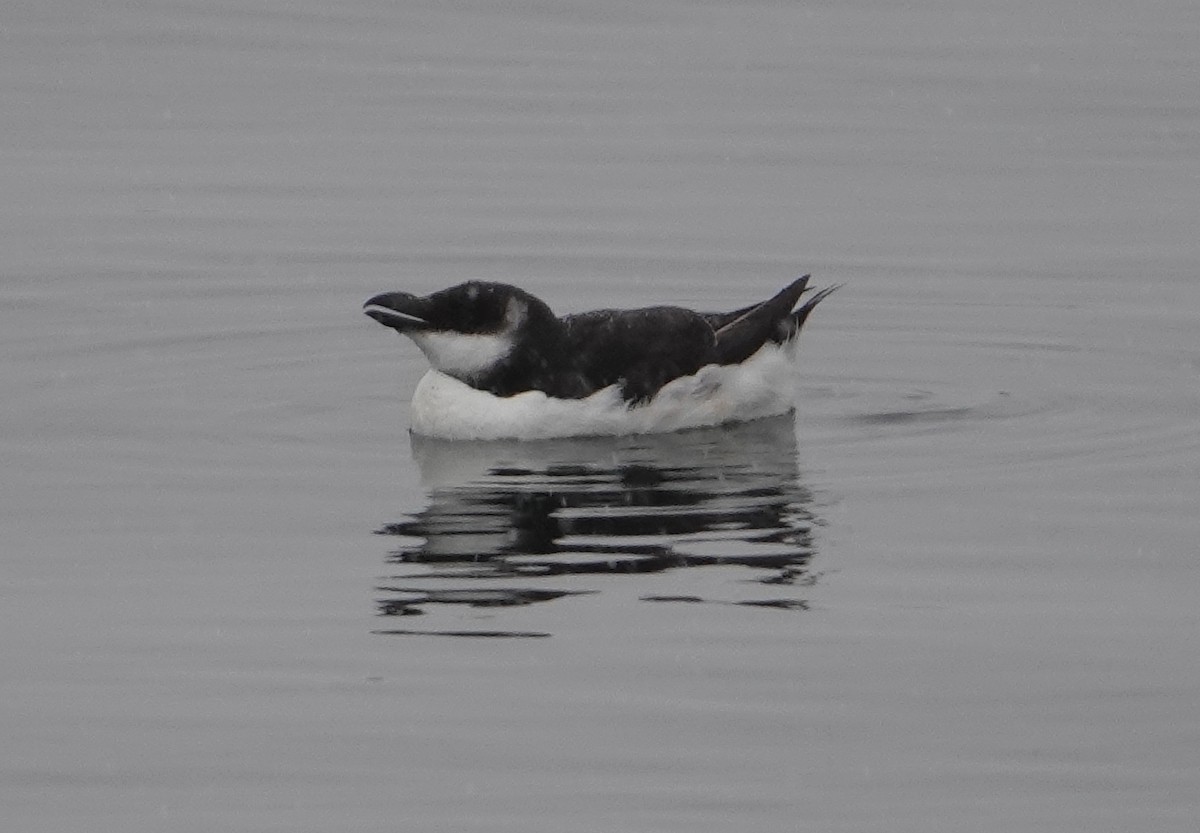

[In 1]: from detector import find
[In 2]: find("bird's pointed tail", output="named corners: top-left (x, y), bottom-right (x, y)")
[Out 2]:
top-left (778, 283), bottom-right (840, 343)
top-left (712, 275), bottom-right (812, 364)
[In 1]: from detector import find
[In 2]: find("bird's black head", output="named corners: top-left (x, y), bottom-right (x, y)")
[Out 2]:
top-left (364, 281), bottom-right (533, 334)
top-left (363, 281), bottom-right (560, 383)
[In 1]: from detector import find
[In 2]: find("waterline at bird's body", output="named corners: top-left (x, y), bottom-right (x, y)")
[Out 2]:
top-left (407, 342), bottom-right (801, 440)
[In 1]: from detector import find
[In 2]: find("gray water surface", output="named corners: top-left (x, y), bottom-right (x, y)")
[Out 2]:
top-left (4, 1), bottom-right (1199, 831)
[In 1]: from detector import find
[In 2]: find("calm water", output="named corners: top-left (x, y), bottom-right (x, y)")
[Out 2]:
top-left (4, 1), bottom-right (1199, 830)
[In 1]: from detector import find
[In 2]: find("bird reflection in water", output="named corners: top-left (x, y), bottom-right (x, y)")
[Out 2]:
top-left (373, 414), bottom-right (821, 637)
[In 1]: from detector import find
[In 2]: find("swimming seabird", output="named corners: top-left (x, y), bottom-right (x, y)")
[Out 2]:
top-left (364, 276), bottom-right (836, 440)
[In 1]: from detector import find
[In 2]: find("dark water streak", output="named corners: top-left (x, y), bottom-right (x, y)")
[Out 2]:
top-left (373, 416), bottom-right (818, 634)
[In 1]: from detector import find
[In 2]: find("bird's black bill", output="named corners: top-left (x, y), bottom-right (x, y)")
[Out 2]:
top-left (363, 292), bottom-right (429, 331)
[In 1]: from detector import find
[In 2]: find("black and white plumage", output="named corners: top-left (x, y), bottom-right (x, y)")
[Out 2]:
top-left (363, 276), bottom-right (836, 440)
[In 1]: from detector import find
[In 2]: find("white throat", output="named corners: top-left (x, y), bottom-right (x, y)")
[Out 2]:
top-left (405, 330), bottom-right (514, 380)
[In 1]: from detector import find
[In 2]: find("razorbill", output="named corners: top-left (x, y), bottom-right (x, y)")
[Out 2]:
top-left (364, 276), bottom-right (836, 440)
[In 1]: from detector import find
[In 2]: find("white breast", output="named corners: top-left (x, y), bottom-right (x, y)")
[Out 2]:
top-left (407, 343), bottom-right (800, 440)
